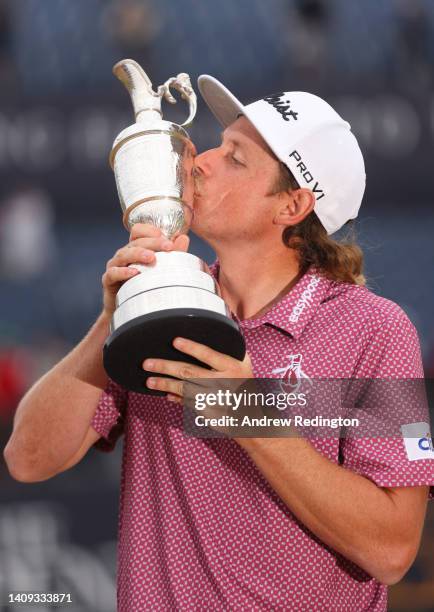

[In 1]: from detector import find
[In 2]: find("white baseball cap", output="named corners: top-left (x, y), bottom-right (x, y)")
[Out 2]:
top-left (197, 75), bottom-right (366, 235)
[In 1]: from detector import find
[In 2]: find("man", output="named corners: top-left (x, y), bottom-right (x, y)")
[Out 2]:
top-left (4, 76), bottom-right (434, 611)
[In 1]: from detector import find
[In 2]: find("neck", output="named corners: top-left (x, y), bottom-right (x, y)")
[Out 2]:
top-left (214, 241), bottom-right (301, 320)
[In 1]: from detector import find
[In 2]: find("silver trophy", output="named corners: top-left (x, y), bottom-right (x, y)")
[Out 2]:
top-left (103, 59), bottom-right (245, 394)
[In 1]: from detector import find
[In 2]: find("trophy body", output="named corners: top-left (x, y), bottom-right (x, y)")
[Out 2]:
top-left (103, 60), bottom-right (245, 394)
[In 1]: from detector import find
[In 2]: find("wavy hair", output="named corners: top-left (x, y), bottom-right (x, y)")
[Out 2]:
top-left (274, 164), bottom-right (366, 286)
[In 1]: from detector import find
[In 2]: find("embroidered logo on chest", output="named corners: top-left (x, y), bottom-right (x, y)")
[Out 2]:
top-left (272, 353), bottom-right (313, 394)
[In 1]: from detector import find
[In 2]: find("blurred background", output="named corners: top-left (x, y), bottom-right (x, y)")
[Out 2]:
top-left (0, 0), bottom-right (433, 610)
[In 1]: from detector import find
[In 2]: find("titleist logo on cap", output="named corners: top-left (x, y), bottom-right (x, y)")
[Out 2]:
top-left (263, 93), bottom-right (299, 122)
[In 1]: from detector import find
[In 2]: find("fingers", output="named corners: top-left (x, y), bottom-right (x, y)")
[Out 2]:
top-left (127, 226), bottom-right (190, 255)
top-left (173, 234), bottom-right (190, 252)
top-left (167, 393), bottom-right (183, 404)
top-left (143, 357), bottom-right (207, 381)
top-left (108, 232), bottom-right (190, 271)
top-left (147, 376), bottom-right (184, 396)
top-left (127, 236), bottom-right (173, 252)
top-left (103, 223), bottom-right (191, 315)
top-left (129, 223), bottom-right (162, 241)
top-left (107, 246), bottom-right (156, 270)
top-left (102, 266), bottom-right (139, 289)
top-left (172, 337), bottom-right (232, 371)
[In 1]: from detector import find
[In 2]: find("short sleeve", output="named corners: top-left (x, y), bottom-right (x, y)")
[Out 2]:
top-left (91, 378), bottom-right (128, 452)
top-left (340, 311), bottom-right (434, 499)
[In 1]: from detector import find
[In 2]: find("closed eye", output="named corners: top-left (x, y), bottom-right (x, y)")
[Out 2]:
top-left (220, 134), bottom-right (246, 166)
top-left (228, 153), bottom-right (245, 166)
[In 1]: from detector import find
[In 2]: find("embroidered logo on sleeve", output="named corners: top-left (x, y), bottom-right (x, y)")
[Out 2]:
top-left (401, 422), bottom-right (434, 461)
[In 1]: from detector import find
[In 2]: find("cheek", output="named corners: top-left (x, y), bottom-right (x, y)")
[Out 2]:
top-left (197, 167), bottom-right (268, 215)
top-left (198, 173), bottom-right (236, 209)
top-left (207, 189), bottom-right (234, 215)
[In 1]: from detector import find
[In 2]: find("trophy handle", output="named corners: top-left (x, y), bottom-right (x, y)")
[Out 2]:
top-left (113, 59), bottom-right (197, 127)
top-left (158, 73), bottom-right (197, 128)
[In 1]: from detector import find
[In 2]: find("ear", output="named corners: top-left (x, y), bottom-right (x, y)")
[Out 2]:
top-left (273, 188), bottom-right (315, 227)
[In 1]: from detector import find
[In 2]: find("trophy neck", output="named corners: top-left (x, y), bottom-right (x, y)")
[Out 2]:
top-left (125, 198), bottom-right (193, 238)
top-left (136, 109), bottom-right (163, 124)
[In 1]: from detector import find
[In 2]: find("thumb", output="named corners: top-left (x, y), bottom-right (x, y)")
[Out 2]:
top-left (242, 352), bottom-right (253, 367)
top-left (173, 234), bottom-right (190, 252)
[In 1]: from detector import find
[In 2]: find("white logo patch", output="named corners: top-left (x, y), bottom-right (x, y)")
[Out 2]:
top-left (401, 422), bottom-right (434, 461)
top-left (289, 275), bottom-right (321, 323)
top-left (272, 354), bottom-right (313, 394)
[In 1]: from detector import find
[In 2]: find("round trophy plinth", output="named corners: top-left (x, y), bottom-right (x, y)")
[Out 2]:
top-left (103, 308), bottom-right (245, 395)
top-left (103, 251), bottom-right (245, 395)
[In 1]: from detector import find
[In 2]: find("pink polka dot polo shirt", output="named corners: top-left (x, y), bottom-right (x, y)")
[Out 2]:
top-left (91, 263), bottom-right (434, 611)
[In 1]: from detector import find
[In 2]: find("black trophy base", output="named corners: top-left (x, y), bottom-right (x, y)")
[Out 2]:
top-left (103, 308), bottom-right (246, 395)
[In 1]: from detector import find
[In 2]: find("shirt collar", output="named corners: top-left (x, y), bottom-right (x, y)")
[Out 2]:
top-left (209, 260), bottom-right (331, 339)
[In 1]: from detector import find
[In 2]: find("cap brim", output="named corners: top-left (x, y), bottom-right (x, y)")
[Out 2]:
top-left (198, 74), bottom-right (287, 165)
top-left (198, 75), bottom-right (246, 127)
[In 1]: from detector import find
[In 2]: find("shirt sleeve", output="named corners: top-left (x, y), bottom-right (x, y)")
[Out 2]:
top-left (340, 310), bottom-right (434, 499)
top-left (91, 378), bottom-right (128, 452)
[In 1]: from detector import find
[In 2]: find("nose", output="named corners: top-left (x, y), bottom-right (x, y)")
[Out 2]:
top-left (194, 148), bottom-right (218, 177)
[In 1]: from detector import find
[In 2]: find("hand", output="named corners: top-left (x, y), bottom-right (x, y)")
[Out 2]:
top-left (102, 223), bottom-right (190, 317)
top-left (143, 339), bottom-right (299, 440)
top-left (143, 336), bottom-right (253, 402)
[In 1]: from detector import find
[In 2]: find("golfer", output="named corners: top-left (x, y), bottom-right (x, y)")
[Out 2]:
top-left (4, 76), bottom-right (434, 611)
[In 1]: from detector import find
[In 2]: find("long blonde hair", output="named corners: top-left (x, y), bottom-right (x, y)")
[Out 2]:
top-left (275, 164), bottom-right (366, 286)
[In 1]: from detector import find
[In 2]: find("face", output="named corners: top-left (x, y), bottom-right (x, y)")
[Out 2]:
top-left (191, 116), bottom-right (284, 245)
